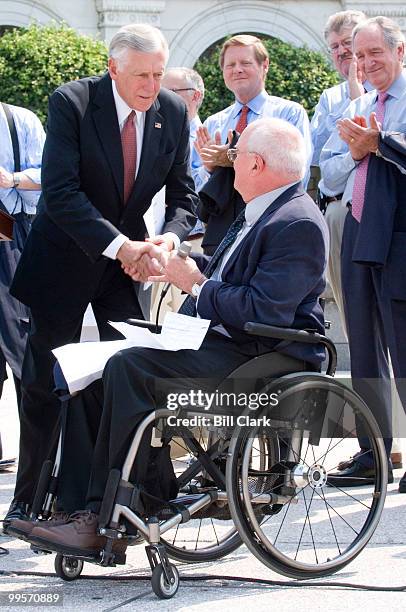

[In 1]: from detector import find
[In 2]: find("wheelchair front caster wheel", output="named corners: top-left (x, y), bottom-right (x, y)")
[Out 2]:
top-left (151, 563), bottom-right (179, 599)
top-left (54, 554), bottom-right (84, 581)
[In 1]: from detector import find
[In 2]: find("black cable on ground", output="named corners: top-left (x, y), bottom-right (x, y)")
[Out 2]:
top-left (0, 569), bottom-right (405, 592)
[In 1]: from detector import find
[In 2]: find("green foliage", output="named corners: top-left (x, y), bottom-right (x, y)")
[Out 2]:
top-left (195, 37), bottom-right (340, 121)
top-left (0, 23), bottom-right (108, 124)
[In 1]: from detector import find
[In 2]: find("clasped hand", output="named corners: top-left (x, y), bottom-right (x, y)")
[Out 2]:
top-left (337, 112), bottom-right (381, 161)
top-left (117, 237), bottom-right (169, 282)
top-left (194, 126), bottom-right (234, 172)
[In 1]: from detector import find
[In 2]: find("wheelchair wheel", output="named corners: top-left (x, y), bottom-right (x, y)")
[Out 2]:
top-left (151, 563), bottom-right (179, 599)
top-left (160, 423), bottom-right (279, 563)
top-left (54, 554), bottom-right (84, 581)
top-left (226, 374), bottom-right (388, 579)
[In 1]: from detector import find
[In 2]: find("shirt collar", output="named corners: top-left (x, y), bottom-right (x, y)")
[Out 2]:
top-left (112, 81), bottom-right (143, 127)
top-left (245, 182), bottom-right (297, 226)
top-left (232, 89), bottom-right (268, 119)
top-left (376, 69), bottom-right (406, 101)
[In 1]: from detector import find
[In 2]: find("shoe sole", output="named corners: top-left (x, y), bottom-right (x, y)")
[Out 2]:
top-left (4, 525), bottom-right (34, 542)
top-left (30, 535), bottom-right (127, 565)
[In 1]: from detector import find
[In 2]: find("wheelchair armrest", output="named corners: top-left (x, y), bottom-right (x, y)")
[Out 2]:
top-left (126, 319), bottom-right (162, 333)
top-left (244, 322), bottom-right (337, 376)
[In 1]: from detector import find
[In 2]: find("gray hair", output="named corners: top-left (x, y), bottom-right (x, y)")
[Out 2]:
top-left (109, 23), bottom-right (169, 64)
top-left (352, 16), bottom-right (405, 50)
top-left (164, 67), bottom-right (205, 106)
top-left (246, 118), bottom-right (306, 180)
top-left (323, 10), bottom-right (366, 41)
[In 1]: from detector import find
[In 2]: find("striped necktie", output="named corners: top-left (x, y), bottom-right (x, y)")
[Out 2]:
top-left (178, 209), bottom-right (246, 316)
top-left (351, 92), bottom-right (388, 222)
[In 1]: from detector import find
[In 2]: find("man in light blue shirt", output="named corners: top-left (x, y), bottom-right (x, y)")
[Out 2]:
top-left (320, 16), bottom-right (406, 491)
top-left (192, 34), bottom-right (312, 252)
top-left (0, 102), bottom-right (44, 468)
top-left (311, 10), bottom-right (367, 330)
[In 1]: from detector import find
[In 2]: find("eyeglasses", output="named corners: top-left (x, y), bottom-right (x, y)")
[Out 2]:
top-left (227, 148), bottom-right (254, 162)
top-left (168, 88), bottom-right (196, 93)
top-left (328, 38), bottom-right (353, 54)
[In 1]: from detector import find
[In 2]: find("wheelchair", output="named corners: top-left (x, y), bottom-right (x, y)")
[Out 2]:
top-left (27, 321), bottom-right (387, 599)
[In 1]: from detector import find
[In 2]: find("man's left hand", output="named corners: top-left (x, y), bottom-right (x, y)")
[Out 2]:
top-left (148, 250), bottom-right (206, 294)
top-left (146, 233), bottom-right (175, 252)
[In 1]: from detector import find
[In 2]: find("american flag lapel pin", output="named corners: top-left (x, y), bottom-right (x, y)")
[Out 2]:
top-left (154, 122), bottom-right (162, 129)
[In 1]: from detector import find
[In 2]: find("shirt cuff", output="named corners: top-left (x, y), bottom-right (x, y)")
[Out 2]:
top-left (195, 278), bottom-right (210, 310)
top-left (103, 234), bottom-right (128, 259)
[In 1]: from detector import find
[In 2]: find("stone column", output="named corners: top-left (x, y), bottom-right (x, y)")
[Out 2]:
top-left (96, 0), bottom-right (166, 44)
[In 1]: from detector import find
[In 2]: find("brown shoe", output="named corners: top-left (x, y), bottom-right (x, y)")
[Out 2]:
top-left (7, 512), bottom-right (70, 542)
top-left (30, 511), bottom-right (127, 562)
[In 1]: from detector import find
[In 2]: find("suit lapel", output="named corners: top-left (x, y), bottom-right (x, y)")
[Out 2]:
top-left (129, 97), bottom-right (163, 203)
top-left (92, 73), bottom-right (124, 202)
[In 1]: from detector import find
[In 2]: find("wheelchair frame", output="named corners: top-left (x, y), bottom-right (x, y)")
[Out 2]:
top-left (27, 321), bottom-right (387, 599)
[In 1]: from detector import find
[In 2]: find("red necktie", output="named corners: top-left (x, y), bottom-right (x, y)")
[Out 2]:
top-left (351, 92), bottom-right (388, 222)
top-left (121, 110), bottom-right (137, 204)
top-left (235, 105), bottom-right (249, 134)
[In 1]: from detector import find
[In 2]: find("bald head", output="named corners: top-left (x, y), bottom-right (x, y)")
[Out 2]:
top-left (233, 118), bottom-right (305, 202)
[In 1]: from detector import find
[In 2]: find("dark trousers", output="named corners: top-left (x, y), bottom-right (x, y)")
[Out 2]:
top-left (341, 213), bottom-right (402, 466)
top-left (14, 260), bottom-right (144, 505)
top-left (55, 332), bottom-right (275, 512)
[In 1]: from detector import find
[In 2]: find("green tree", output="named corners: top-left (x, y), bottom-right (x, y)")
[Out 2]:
top-left (0, 23), bottom-right (108, 124)
top-left (195, 36), bottom-right (340, 120)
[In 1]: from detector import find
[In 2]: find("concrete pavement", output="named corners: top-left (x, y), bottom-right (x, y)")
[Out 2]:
top-left (1, 373), bottom-right (406, 612)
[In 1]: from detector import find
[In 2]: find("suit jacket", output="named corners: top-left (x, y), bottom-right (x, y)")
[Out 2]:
top-left (352, 132), bottom-right (406, 302)
top-left (11, 73), bottom-right (197, 314)
top-left (195, 183), bottom-right (329, 365)
top-left (197, 131), bottom-right (244, 255)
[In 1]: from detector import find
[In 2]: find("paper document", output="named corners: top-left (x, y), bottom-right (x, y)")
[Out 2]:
top-left (53, 313), bottom-right (210, 394)
top-left (143, 186), bottom-right (166, 290)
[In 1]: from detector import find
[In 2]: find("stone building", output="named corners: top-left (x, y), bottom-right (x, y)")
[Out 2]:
top-left (1, 1), bottom-right (405, 67)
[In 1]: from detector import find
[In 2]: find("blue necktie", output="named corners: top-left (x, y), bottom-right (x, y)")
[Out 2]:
top-left (178, 209), bottom-right (246, 316)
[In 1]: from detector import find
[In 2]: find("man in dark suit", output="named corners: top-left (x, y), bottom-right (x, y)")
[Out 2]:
top-left (320, 16), bottom-right (406, 489)
top-left (15, 118), bottom-right (328, 557)
top-left (2, 23), bottom-right (197, 531)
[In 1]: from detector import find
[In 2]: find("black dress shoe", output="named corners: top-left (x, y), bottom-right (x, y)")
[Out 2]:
top-left (2, 499), bottom-right (31, 535)
top-left (399, 472), bottom-right (406, 493)
top-left (327, 460), bottom-right (393, 488)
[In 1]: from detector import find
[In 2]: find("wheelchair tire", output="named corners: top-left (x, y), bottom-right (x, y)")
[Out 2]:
top-left (151, 563), bottom-right (179, 599)
top-left (226, 374), bottom-right (388, 579)
top-left (54, 554), bottom-right (84, 581)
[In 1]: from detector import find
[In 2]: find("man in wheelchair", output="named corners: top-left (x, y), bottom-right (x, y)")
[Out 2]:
top-left (8, 118), bottom-right (329, 559)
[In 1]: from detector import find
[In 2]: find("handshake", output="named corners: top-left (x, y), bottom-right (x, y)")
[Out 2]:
top-left (116, 233), bottom-right (206, 296)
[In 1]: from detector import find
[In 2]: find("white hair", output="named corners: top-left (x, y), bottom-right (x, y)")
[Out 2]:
top-left (353, 16), bottom-right (405, 50)
top-left (109, 23), bottom-right (168, 64)
top-left (245, 118), bottom-right (306, 180)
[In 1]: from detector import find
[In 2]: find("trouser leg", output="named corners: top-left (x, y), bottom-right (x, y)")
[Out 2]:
top-left (341, 213), bottom-right (392, 467)
top-left (324, 200), bottom-right (348, 338)
top-left (14, 312), bottom-right (84, 504)
top-left (85, 333), bottom-right (255, 511)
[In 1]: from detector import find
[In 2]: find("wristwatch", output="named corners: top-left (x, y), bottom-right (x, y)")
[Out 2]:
top-left (191, 281), bottom-right (204, 298)
top-left (12, 173), bottom-right (21, 187)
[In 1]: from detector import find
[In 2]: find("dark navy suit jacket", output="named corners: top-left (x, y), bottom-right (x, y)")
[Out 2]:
top-left (11, 73), bottom-right (197, 315)
top-left (352, 131), bottom-right (406, 300)
top-left (195, 183), bottom-right (329, 365)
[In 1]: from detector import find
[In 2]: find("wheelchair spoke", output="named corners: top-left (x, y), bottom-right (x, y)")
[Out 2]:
top-left (194, 518), bottom-right (203, 551)
top-left (313, 425), bottom-right (358, 467)
top-left (294, 488), bottom-right (317, 562)
top-left (210, 518), bottom-right (220, 546)
top-left (318, 403), bottom-right (346, 467)
top-left (171, 523), bottom-right (180, 546)
top-left (325, 483), bottom-right (372, 510)
top-left (320, 487), bottom-right (341, 556)
top-left (312, 487), bottom-right (359, 536)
